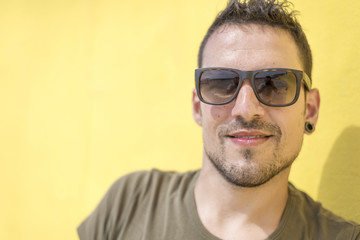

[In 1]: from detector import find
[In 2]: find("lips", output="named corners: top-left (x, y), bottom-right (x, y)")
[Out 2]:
top-left (227, 131), bottom-right (272, 146)
top-left (228, 131), bottom-right (272, 138)
top-left (230, 135), bottom-right (269, 139)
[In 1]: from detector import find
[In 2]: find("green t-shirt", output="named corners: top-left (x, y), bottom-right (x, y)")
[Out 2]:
top-left (78, 169), bottom-right (360, 239)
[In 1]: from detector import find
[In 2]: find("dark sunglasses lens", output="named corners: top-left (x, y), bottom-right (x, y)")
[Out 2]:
top-left (254, 70), bottom-right (297, 105)
top-left (199, 69), bottom-right (240, 104)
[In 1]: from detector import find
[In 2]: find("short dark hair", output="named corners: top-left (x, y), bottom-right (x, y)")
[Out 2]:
top-left (198, 0), bottom-right (313, 79)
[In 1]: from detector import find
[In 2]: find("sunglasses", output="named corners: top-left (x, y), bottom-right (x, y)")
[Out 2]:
top-left (195, 67), bottom-right (312, 107)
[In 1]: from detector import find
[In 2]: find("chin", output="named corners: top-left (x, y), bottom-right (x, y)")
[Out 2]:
top-left (205, 147), bottom-right (297, 188)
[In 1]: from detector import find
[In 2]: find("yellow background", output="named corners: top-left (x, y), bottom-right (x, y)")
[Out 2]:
top-left (1, 0), bottom-right (359, 239)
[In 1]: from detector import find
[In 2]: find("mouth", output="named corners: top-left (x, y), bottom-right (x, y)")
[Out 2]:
top-left (226, 131), bottom-right (273, 146)
top-left (229, 135), bottom-right (270, 139)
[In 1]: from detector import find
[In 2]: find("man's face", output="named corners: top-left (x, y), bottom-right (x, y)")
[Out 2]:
top-left (193, 24), bottom-right (319, 187)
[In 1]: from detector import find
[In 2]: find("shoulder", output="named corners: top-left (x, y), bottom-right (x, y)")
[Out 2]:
top-left (77, 169), bottom-right (199, 239)
top-left (108, 169), bottom-right (198, 198)
top-left (96, 168), bottom-right (198, 213)
top-left (287, 183), bottom-right (360, 239)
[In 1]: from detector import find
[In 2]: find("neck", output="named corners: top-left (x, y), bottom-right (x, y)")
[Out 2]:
top-left (194, 158), bottom-right (290, 239)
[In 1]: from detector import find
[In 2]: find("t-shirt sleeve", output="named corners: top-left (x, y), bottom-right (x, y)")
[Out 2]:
top-left (77, 171), bottom-right (149, 240)
top-left (354, 225), bottom-right (360, 240)
top-left (77, 190), bottom-right (111, 239)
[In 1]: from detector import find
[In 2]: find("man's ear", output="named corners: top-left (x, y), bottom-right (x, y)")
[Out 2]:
top-left (192, 89), bottom-right (202, 126)
top-left (305, 88), bottom-right (320, 134)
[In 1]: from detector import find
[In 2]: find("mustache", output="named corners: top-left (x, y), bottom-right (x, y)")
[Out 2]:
top-left (218, 118), bottom-right (282, 137)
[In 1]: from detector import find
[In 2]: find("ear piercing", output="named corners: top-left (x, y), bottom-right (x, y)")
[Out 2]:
top-left (305, 122), bottom-right (315, 133)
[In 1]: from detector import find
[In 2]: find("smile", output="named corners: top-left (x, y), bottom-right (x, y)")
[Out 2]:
top-left (226, 131), bottom-right (272, 147)
top-left (230, 135), bottom-right (269, 139)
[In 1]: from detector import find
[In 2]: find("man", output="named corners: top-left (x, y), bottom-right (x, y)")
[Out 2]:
top-left (78, 0), bottom-right (360, 239)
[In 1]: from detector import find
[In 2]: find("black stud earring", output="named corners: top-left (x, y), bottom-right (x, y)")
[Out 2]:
top-left (305, 122), bottom-right (315, 133)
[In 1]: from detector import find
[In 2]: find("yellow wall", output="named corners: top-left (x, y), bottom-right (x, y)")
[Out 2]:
top-left (1, 0), bottom-right (359, 239)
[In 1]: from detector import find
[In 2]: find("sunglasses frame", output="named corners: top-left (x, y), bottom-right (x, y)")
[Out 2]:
top-left (195, 67), bottom-right (312, 107)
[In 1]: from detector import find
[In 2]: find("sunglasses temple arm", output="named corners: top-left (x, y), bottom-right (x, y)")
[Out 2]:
top-left (302, 72), bottom-right (312, 90)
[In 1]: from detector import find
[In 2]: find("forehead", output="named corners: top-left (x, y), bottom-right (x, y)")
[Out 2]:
top-left (202, 24), bottom-right (303, 71)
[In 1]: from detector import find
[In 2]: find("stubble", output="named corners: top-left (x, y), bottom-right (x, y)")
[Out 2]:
top-left (204, 118), bottom-right (302, 188)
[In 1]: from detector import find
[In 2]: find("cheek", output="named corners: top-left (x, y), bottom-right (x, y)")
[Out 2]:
top-left (201, 104), bottom-right (232, 136)
top-left (272, 108), bottom-right (305, 144)
top-left (204, 104), bottom-right (232, 125)
top-left (209, 102), bottom-right (237, 120)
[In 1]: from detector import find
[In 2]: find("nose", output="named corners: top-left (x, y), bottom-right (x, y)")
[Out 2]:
top-left (231, 79), bottom-right (265, 121)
